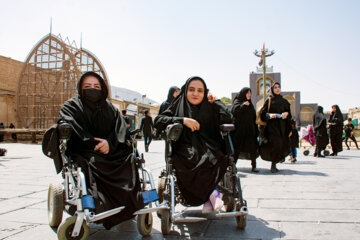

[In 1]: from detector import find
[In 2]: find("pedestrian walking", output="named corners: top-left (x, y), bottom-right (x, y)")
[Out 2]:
top-left (344, 118), bottom-right (359, 150)
top-left (288, 119), bottom-right (299, 163)
top-left (121, 110), bottom-right (131, 128)
top-left (231, 87), bottom-right (259, 172)
top-left (259, 82), bottom-right (292, 173)
top-left (313, 106), bottom-right (329, 157)
top-left (140, 110), bottom-right (154, 152)
top-left (328, 105), bottom-right (344, 156)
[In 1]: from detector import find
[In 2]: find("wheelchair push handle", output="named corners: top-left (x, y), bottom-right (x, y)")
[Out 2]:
top-left (58, 121), bottom-right (73, 140)
top-left (220, 124), bottom-right (235, 133)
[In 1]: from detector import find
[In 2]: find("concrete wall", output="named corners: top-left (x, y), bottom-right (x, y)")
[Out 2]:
top-left (0, 56), bottom-right (23, 127)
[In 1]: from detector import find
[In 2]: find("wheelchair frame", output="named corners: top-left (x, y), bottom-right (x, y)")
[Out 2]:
top-left (47, 123), bottom-right (166, 239)
top-left (157, 123), bottom-right (248, 234)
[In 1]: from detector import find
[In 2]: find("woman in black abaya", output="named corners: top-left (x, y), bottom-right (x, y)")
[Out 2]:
top-left (159, 86), bottom-right (180, 114)
top-left (60, 72), bottom-right (144, 229)
top-left (328, 104), bottom-right (344, 156)
top-left (231, 87), bottom-right (259, 172)
top-left (154, 76), bottom-right (232, 212)
top-left (260, 82), bottom-right (292, 173)
top-left (312, 106), bottom-right (329, 157)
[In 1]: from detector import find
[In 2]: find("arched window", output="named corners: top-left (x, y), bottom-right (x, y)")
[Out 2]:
top-left (256, 77), bottom-right (274, 96)
top-left (300, 107), bottom-right (314, 122)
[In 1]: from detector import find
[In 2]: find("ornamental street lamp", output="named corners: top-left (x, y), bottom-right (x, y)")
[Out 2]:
top-left (254, 44), bottom-right (275, 102)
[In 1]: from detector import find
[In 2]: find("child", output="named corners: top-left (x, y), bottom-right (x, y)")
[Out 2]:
top-left (289, 119), bottom-right (299, 163)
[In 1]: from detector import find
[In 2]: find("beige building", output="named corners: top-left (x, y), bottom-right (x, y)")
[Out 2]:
top-left (348, 107), bottom-right (360, 120)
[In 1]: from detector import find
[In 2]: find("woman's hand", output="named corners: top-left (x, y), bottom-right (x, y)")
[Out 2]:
top-left (208, 93), bottom-right (217, 103)
top-left (94, 137), bottom-right (110, 154)
top-left (281, 112), bottom-right (289, 119)
top-left (269, 114), bottom-right (277, 119)
top-left (243, 101), bottom-right (250, 106)
top-left (183, 117), bottom-right (200, 132)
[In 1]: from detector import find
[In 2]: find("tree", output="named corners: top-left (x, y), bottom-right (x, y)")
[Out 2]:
top-left (220, 97), bottom-right (231, 105)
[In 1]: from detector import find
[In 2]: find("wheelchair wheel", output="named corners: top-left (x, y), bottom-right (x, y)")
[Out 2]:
top-left (137, 213), bottom-right (153, 236)
top-left (235, 201), bottom-right (247, 230)
top-left (324, 150), bottom-right (330, 156)
top-left (57, 216), bottom-right (89, 240)
top-left (160, 209), bottom-right (172, 235)
top-left (47, 183), bottom-right (64, 227)
top-left (157, 177), bottom-right (166, 218)
top-left (303, 150), bottom-right (310, 156)
top-left (222, 172), bottom-right (235, 212)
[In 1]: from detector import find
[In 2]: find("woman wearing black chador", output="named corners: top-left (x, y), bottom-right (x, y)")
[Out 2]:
top-left (312, 106), bottom-right (329, 157)
top-left (231, 87), bottom-right (259, 172)
top-left (260, 82), bottom-right (292, 173)
top-left (155, 76), bottom-right (232, 213)
top-left (328, 104), bottom-right (344, 156)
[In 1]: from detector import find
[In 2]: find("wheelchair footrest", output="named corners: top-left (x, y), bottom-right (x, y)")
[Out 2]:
top-left (133, 205), bottom-right (169, 215)
top-left (216, 209), bottom-right (248, 218)
top-left (142, 189), bottom-right (159, 204)
top-left (174, 216), bottom-right (207, 223)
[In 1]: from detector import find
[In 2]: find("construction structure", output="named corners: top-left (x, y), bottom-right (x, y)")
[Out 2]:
top-left (16, 33), bottom-right (109, 129)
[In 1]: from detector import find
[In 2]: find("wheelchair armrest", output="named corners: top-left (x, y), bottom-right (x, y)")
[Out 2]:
top-left (57, 121), bottom-right (72, 140)
top-left (166, 123), bottom-right (183, 142)
top-left (220, 124), bottom-right (235, 133)
top-left (130, 129), bottom-right (141, 136)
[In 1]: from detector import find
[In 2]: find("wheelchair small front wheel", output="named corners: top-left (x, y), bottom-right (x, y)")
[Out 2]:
top-left (324, 150), bottom-right (330, 156)
top-left (57, 216), bottom-right (89, 240)
top-left (160, 209), bottom-right (172, 235)
top-left (47, 183), bottom-right (64, 227)
top-left (303, 150), bottom-right (310, 156)
top-left (235, 201), bottom-right (247, 230)
top-left (137, 213), bottom-right (153, 236)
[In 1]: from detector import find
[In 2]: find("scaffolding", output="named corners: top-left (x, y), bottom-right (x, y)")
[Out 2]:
top-left (16, 33), bottom-right (109, 129)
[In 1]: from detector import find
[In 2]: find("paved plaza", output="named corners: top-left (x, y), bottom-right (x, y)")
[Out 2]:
top-left (0, 141), bottom-right (360, 240)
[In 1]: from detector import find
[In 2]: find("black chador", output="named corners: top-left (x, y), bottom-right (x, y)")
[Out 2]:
top-left (154, 77), bottom-right (232, 206)
top-left (312, 106), bottom-right (329, 157)
top-left (159, 86), bottom-right (179, 114)
top-left (60, 72), bottom-right (144, 229)
top-left (231, 87), bottom-right (259, 171)
top-left (329, 105), bottom-right (344, 155)
top-left (260, 83), bottom-right (292, 164)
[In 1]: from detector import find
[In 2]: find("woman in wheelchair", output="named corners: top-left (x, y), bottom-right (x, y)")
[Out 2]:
top-left (59, 71), bottom-right (144, 229)
top-left (154, 76), bottom-right (232, 213)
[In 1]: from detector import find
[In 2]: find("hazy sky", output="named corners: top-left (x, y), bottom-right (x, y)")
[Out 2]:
top-left (1, 0), bottom-right (359, 111)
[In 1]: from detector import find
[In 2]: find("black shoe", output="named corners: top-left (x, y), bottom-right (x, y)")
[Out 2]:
top-left (330, 152), bottom-right (335, 156)
top-left (317, 154), bottom-right (325, 158)
top-left (145, 146), bottom-right (149, 152)
top-left (251, 168), bottom-right (259, 173)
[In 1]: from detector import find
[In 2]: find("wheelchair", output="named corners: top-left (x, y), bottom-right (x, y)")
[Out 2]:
top-left (47, 122), bottom-right (166, 239)
top-left (157, 123), bottom-right (248, 234)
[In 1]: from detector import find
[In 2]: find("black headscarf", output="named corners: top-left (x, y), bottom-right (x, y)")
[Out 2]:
top-left (271, 82), bottom-right (281, 96)
top-left (60, 71), bottom-right (127, 148)
top-left (330, 104), bottom-right (344, 123)
top-left (159, 86), bottom-right (180, 114)
top-left (313, 106), bottom-right (325, 130)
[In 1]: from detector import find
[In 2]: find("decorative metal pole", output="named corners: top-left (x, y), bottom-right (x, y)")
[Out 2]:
top-left (254, 44), bottom-right (275, 102)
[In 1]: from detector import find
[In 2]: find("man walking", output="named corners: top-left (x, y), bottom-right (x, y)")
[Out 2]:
top-left (140, 110), bottom-right (154, 152)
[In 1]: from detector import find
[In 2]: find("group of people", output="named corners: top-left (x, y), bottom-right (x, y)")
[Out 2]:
top-left (313, 105), bottom-right (359, 158)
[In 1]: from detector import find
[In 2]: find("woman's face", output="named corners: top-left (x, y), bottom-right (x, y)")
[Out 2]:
top-left (173, 89), bottom-right (180, 98)
top-left (81, 76), bottom-right (101, 90)
top-left (186, 80), bottom-right (205, 105)
top-left (246, 90), bottom-right (251, 100)
top-left (332, 106), bottom-right (336, 112)
top-left (273, 84), bottom-right (281, 95)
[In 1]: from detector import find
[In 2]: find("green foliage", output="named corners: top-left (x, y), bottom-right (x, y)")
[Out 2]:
top-left (220, 97), bottom-right (231, 105)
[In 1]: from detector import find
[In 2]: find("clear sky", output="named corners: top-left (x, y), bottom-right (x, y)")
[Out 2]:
top-left (1, 0), bottom-right (359, 111)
